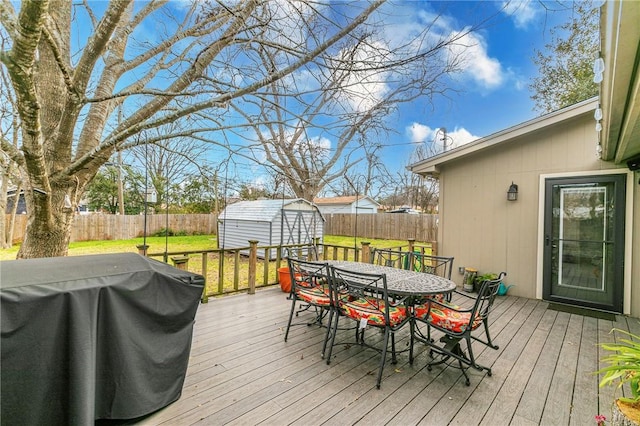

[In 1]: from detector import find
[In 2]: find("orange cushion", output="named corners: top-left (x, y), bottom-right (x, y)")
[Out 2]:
top-left (294, 275), bottom-right (324, 289)
top-left (414, 302), bottom-right (482, 333)
top-left (296, 286), bottom-right (331, 307)
top-left (414, 300), bottom-right (461, 318)
top-left (340, 298), bottom-right (407, 327)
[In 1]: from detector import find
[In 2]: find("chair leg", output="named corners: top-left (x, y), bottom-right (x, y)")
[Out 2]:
top-left (322, 308), bottom-right (335, 360)
top-left (377, 328), bottom-right (390, 389)
top-left (325, 311), bottom-right (340, 365)
top-left (284, 297), bottom-right (297, 342)
top-left (482, 319), bottom-right (499, 349)
top-left (390, 332), bottom-right (397, 364)
top-left (409, 320), bottom-right (415, 365)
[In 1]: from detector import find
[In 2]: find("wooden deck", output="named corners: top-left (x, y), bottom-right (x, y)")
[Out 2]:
top-left (137, 287), bottom-right (638, 426)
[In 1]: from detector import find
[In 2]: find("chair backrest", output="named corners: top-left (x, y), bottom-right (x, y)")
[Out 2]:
top-left (329, 265), bottom-right (391, 323)
top-left (287, 257), bottom-right (329, 294)
top-left (472, 272), bottom-right (507, 320)
top-left (285, 245), bottom-right (319, 261)
top-left (370, 248), bottom-right (410, 270)
top-left (412, 254), bottom-right (454, 279)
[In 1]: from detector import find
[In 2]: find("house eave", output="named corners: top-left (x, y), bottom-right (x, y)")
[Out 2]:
top-left (408, 98), bottom-right (598, 177)
top-left (600, 0), bottom-right (640, 164)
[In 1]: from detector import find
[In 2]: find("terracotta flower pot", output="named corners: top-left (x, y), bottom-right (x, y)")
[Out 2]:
top-left (278, 267), bottom-right (292, 293)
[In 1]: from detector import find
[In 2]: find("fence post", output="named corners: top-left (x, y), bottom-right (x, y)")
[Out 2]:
top-left (171, 255), bottom-right (189, 270)
top-left (248, 240), bottom-right (258, 295)
top-left (361, 241), bottom-right (371, 263)
top-left (136, 244), bottom-right (149, 256)
top-left (431, 241), bottom-right (438, 256)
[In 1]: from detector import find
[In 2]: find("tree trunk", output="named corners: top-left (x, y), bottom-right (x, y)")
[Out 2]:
top-left (16, 186), bottom-right (74, 258)
top-left (17, 215), bottom-right (73, 258)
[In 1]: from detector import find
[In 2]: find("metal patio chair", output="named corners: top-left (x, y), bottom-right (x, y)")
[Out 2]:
top-left (324, 265), bottom-right (411, 389)
top-left (284, 244), bottom-right (319, 262)
top-left (411, 254), bottom-right (454, 279)
top-left (283, 258), bottom-right (331, 342)
top-left (411, 253), bottom-right (454, 302)
top-left (410, 272), bottom-right (507, 386)
top-left (370, 248), bottom-right (410, 269)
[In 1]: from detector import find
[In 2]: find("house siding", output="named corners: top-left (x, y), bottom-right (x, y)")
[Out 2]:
top-left (435, 110), bottom-right (638, 314)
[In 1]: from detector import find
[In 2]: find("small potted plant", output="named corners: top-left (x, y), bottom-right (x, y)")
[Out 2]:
top-left (474, 272), bottom-right (498, 292)
top-left (597, 328), bottom-right (640, 424)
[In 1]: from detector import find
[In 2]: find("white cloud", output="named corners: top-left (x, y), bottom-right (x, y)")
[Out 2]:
top-left (501, 0), bottom-right (539, 29)
top-left (448, 30), bottom-right (504, 90)
top-left (308, 135), bottom-right (332, 152)
top-left (446, 127), bottom-right (480, 147)
top-left (333, 40), bottom-right (390, 113)
top-left (408, 123), bottom-right (433, 143)
top-left (406, 123), bottom-right (480, 150)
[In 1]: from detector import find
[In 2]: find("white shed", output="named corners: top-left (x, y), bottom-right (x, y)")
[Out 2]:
top-left (313, 195), bottom-right (379, 215)
top-left (217, 198), bottom-right (325, 259)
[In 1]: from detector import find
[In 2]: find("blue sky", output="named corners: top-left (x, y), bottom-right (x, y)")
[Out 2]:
top-left (214, 0), bottom-right (595, 193)
top-left (369, 0), bottom-right (591, 173)
top-left (42, 0), bottom-right (591, 195)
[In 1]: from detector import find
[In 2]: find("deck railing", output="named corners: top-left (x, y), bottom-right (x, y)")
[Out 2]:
top-left (145, 238), bottom-right (435, 302)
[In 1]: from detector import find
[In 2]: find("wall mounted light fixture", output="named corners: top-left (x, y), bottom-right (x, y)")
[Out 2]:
top-left (507, 182), bottom-right (518, 201)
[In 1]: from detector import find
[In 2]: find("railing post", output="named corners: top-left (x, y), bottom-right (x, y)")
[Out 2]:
top-left (407, 238), bottom-right (416, 270)
top-left (171, 255), bottom-right (189, 270)
top-left (248, 240), bottom-right (258, 295)
top-left (136, 244), bottom-right (149, 256)
top-left (314, 237), bottom-right (322, 260)
top-left (201, 253), bottom-right (209, 304)
top-left (276, 246), bottom-right (283, 272)
top-left (361, 241), bottom-right (371, 263)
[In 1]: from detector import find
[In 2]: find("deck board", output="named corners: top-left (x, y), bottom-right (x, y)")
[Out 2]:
top-left (134, 287), bottom-right (629, 426)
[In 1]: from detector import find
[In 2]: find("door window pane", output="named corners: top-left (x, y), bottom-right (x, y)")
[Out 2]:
top-left (550, 183), bottom-right (614, 305)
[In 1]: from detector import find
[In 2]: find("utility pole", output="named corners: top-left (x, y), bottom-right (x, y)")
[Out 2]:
top-left (441, 127), bottom-right (448, 152)
top-left (117, 150), bottom-right (125, 215)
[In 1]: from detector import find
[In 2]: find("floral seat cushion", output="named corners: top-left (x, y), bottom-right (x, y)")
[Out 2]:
top-left (414, 301), bottom-right (482, 333)
top-left (340, 297), bottom-right (407, 327)
top-left (294, 275), bottom-right (324, 289)
top-left (296, 286), bottom-right (331, 307)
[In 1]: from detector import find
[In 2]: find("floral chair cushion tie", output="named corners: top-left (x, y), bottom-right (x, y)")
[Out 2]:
top-left (414, 301), bottom-right (482, 333)
top-left (341, 297), bottom-right (407, 327)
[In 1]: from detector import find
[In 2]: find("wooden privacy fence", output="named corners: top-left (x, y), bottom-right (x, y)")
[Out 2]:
top-left (323, 213), bottom-right (438, 242)
top-left (5, 212), bottom-right (438, 243)
top-left (5, 214), bottom-right (217, 243)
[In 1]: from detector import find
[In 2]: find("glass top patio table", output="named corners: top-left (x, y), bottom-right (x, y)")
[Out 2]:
top-left (326, 260), bottom-right (456, 297)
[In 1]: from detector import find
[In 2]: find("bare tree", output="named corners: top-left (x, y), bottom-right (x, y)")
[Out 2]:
top-left (0, 53), bottom-right (21, 248)
top-left (229, 15), bottom-right (479, 201)
top-left (126, 125), bottom-right (209, 209)
top-left (0, 0), bottom-right (385, 258)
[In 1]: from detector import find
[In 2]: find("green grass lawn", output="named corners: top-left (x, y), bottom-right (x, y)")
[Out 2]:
top-left (0, 235), bottom-right (427, 261)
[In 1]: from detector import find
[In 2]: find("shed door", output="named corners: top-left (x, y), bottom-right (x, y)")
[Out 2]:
top-left (281, 209), bottom-right (317, 245)
top-left (543, 175), bottom-right (625, 313)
